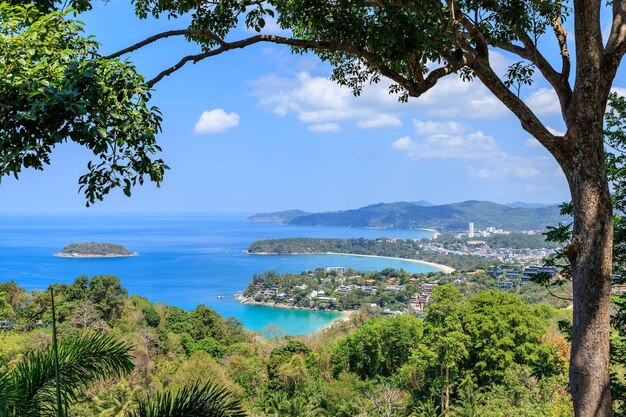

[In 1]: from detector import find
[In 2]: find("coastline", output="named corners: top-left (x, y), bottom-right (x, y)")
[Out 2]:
top-left (53, 253), bottom-right (137, 258)
top-left (247, 251), bottom-right (455, 273)
top-left (420, 228), bottom-right (441, 239)
top-left (234, 293), bottom-right (355, 332)
top-left (234, 293), bottom-right (348, 313)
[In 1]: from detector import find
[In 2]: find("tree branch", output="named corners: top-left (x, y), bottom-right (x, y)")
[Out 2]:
top-left (605, 0), bottom-right (626, 69)
top-left (103, 29), bottom-right (225, 60)
top-left (145, 32), bottom-right (462, 98)
top-left (551, 17), bottom-right (571, 81)
top-left (470, 58), bottom-right (560, 157)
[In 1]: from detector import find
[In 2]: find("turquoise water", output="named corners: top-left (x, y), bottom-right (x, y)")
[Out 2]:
top-left (0, 214), bottom-right (435, 334)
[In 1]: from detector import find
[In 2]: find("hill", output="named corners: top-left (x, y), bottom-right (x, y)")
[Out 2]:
top-left (247, 209), bottom-right (310, 223)
top-left (287, 200), bottom-right (564, 231)
top-left (55, 242), bottom-right (133, 258)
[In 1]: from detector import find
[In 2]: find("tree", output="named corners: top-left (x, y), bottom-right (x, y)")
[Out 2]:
top-left (5, 1), bottom-right (626, 414)
top-left (462, 291), bottom-right (553, 384)
top-left (0, 332), bottom-right (134, 417)
top-left (423, 285), bottom-right (469, 416)
top-left (0, 4), bottom-right (167, 204)
top-left (87, 275), bottom-right (128, 322)
top-left (537, 93), bottom-right (626, 415)
top-left (107, 2), bottom-right (619, 412)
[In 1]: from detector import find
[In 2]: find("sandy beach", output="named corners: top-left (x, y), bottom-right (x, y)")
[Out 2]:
top-left (249, 251), bottom-right (455, 273)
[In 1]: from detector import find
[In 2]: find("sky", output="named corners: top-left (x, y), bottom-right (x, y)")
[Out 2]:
top-left (1, 2), bottom-right (625, 213)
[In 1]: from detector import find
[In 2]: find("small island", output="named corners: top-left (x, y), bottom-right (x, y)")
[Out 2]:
top-left (55, 242), bottom-right (135, 258)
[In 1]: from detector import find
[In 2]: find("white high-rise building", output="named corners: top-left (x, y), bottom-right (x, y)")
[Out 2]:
top-left (469, 222), bottom-right (475, 238)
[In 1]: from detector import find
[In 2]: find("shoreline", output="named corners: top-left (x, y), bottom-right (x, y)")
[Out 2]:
top-left (234, 293), bottom-right (350, 314)
top-left (234, 293), bottom-right (356, 332)
top-left (53, 253), bottom-right (138, 258)
top-left (247, 251), bottom-right (455, 273)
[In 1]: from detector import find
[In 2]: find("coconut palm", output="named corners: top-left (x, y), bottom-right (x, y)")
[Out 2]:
top-left (0, 332), bottom-right (134, 417)
top-left (130, 381), bottom-right (246, 417)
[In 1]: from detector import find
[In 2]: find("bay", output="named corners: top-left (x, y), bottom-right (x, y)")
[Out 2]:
top-left (0, 214), bottom-right (435, 335)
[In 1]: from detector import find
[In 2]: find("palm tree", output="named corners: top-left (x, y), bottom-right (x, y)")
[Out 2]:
top-left (0, 332), bottom-right (134, 417)
top-left (130, 381), bottom-right (246, 417)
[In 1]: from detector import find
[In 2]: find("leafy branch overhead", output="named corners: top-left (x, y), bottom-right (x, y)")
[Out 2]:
top-left (0, 4), bottom-right (168, 205)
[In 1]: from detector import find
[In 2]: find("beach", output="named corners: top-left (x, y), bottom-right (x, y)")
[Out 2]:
top-left (250, 251), bottom-right (455, 273)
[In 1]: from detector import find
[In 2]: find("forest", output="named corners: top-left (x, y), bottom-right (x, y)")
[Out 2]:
top-left (0, 275), bottom-right (585, 416)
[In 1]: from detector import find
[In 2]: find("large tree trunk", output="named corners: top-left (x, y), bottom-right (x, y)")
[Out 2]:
top-left (564, 125), bottom-right (614, 417)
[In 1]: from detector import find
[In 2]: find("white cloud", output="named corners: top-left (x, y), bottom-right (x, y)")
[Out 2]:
top-left (413, 120), bottom-right (467, 136)
top-left (393, 120), bottom-right (499, 160)
top-left (250, 70), bottom-right (514, 132)
top-left (524, 88), bottom-right (560, 116)
top-left (393, 119), bottom-right (560, 181)
top-left (309, 123), bottom-right (341, 133)
top-left (357, 114), bottom-right (402, 129)
top-left (193, 109), bottom-right (240, 134)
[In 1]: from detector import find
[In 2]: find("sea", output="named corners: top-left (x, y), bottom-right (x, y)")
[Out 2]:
top-left (0, 214), bottom-right (435, 335)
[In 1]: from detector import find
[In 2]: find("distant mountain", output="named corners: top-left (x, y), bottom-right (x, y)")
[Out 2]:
top-left (412, 200), bottom-right (434, 207)
top-left (506, 202), bottom-right (559, 209)
top-left (287, 200), bottom-right (564, 231)
top-left (247, 209), bottom-right (310, 223)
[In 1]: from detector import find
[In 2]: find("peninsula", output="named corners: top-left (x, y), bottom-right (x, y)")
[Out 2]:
top-left (237, 268), bottom-right (447, 313)
top-left (246, 237), bottom-right (489, 271)
top-left (54, 242), bottom-right (134, 258)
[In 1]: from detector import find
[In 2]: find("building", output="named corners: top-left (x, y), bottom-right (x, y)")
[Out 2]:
top-left (469, 222), bottom-right (475, 238)
top-left (325, 266), bottom-right (345, 276)
top-left (522, 265), bottom-right (557, 282)
top-left (359, 285), bottom-right (378, 295)
top-left (419, 282), bottom-right (438, 293)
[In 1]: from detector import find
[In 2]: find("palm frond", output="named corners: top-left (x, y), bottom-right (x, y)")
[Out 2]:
top-left (0, 371), bottom-right (16, 416)
top-left (8, 332), bottom-right (134, 416)
top-left (131, 381), bottom-right (246, 417)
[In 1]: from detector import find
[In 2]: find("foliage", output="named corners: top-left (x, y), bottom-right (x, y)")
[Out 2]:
top-left (0, 4), bottom-right (167, 205)
top-left (57, 243), bottom-right (131, 257)
top-left (332, 315), bottom-right (423, 379)
top-left (0, 277), bottom-right (572, 416)
top-left (0, 332), bottom-right (134, 417)
top-left (130, 381), bottom-right (246, 417)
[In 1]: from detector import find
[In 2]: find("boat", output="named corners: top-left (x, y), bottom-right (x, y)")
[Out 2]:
top-left (216, 295), bottom-right (226, 299)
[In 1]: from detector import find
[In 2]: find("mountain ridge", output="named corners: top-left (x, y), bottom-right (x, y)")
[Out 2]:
top-left (248, 201), bottom-right (564, 231)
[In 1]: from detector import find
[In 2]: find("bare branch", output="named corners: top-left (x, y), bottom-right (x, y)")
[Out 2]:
top-left (103, 29), bottom-right (226, 60)
top-left (605, 0), bottom-right (626, 67)
top-left (470, 58), bottom-right (559, 156)
top-left (551, 17), bottom-right (571, 81)
top-left (146, 33), bottom-right (463, 98)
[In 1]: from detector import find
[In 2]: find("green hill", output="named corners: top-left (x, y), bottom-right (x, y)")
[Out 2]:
top-left (287, 200), bottom-right (564, 231)
top-left (56, 242), bottom-right (132, 257)
top-left (247, 209), bottom-right (310, 223)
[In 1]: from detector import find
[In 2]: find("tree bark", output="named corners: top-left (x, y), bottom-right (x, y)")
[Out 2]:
top-left (445, 365), bottom-right (449, 417)
top-left (563, 123), bottom-right (614, 417)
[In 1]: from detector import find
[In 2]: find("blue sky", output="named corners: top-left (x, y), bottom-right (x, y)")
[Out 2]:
top-left (1, 2), bottom-right (625, 213)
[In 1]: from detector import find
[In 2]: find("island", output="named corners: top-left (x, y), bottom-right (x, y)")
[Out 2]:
top-left (54, 242), bottom-right (134, 258)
